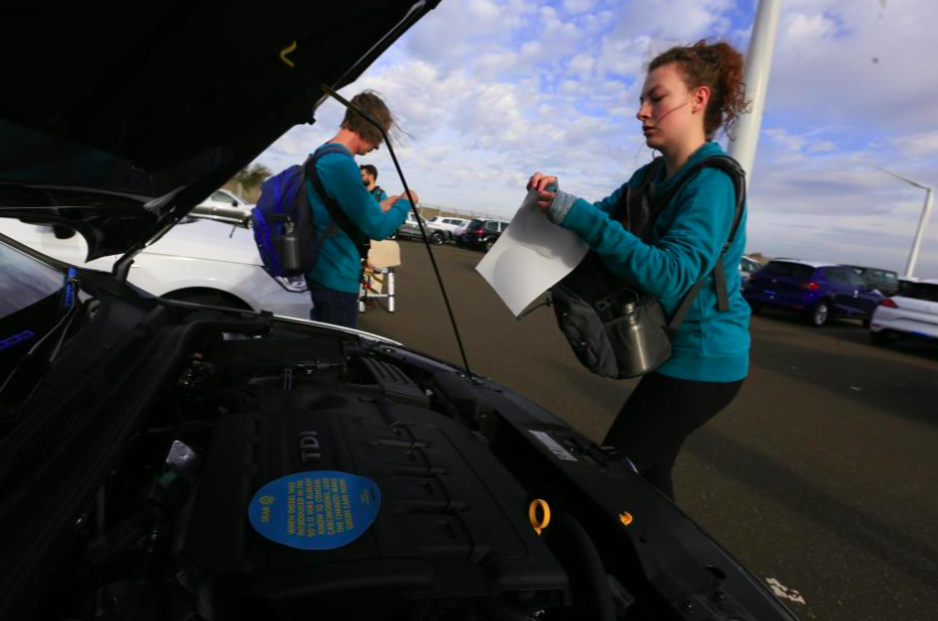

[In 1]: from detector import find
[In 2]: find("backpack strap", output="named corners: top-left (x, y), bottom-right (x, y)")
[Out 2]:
top-left (661, 155), bottom-right (747, 335)
top-left (610, 158), bottom-right (665, 236)
top-left (294, 160), bottom-right (337, 273)
top-left (305, 145), bottom-right (370, 255)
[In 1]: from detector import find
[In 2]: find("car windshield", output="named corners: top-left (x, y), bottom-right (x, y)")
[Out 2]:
top-left (468, 219), bottom-right (483, 229)
top-left (900, 283), bottom-right (938, 303)
top-left (0, 240), bottom-right (63, 319)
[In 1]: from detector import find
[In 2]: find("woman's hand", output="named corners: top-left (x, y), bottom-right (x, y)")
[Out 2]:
top-left (527, 172), bottom-right (558, 212)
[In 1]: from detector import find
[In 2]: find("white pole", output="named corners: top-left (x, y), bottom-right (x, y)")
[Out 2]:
top-left (906, 188), bottom-right (934, 278)
top-left (728, 0), bottom-right (782, 184)
top-left (878, 168), bottom-right (934, 279)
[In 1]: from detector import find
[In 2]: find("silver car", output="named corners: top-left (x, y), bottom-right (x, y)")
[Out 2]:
top-left (191, 188), bottom-right (254, 227)
top-left (396, 212), bottom-right (448, 245)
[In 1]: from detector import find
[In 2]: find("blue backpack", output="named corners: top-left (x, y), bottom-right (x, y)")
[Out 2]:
top-left (251, 144), bottom-right (359, 277)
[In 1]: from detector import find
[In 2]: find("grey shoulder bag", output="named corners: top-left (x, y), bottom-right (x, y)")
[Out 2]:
top-left (551, 156), bottom-right (746, 379)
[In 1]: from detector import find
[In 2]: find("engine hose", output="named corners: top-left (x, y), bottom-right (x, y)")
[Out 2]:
top-left (544, 512), bottom-right (616, 621)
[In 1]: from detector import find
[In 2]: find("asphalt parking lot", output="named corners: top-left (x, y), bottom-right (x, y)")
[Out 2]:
top-left (359, 240), bottom-right (938, 621)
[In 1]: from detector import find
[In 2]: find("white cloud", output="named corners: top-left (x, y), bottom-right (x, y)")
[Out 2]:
top-left (608, 0), bottom-right (735, 41)
top-left (248, 0), bottom-right (938, 277)
top-left (893, 131), bottom-right (938, 158)
top-left (769, 0), bottom-right (938, 133)
top-left (568, 53), bottom-right (595, 78)
top-left (563, 0), bottom-right (597, 15)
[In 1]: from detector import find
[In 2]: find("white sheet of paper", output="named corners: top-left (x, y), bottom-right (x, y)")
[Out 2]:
top-left (475, 191), bottom-right (589, 316)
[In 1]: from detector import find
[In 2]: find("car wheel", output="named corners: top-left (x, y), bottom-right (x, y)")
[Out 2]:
top-left (809, 301), bottom-right (830, 327)
top-left (430, 231), bottom-right (446, 246)
top-left (484, 239), bottom-right (495, 252)
top-left (870, 330), bottom-right (896, 346)
top-left (861, 318), bottom-right (871, 329)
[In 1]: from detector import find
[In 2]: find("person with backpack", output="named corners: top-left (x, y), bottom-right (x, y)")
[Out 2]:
top-left (527, 41), bottom-right (751, 501)
top-left (304, 91), bottom-right (417, 328)
top-left (360, 164), bottom-right (388, 204)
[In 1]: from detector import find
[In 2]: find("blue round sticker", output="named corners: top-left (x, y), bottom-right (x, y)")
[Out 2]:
top-left (248, 471), bottom-right (381, 550)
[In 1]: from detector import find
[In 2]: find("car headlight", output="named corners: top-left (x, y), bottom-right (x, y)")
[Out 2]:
top-left (274, 275), bottom-right (309, 293)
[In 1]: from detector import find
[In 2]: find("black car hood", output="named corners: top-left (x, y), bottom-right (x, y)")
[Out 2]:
top-left (0, 0), bottom-right (439, 260)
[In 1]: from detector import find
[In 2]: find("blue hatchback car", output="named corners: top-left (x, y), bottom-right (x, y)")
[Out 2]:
top-left (743, 260), bottom-right (885, 326)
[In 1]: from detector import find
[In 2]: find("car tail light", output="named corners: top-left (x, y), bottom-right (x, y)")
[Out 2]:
top-left (474, 227), bottom-right (485, 235)
top-left (801, 281), bottom-right (819, 291)
top-left (880, 298), bottom-right (899, 309)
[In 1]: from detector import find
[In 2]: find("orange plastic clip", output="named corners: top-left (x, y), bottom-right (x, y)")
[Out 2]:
top-left (529, 499), bottom-right (551, 536)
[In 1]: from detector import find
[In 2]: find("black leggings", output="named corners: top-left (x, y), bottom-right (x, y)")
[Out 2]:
top-left (603, 372), bottom-right (743, 501)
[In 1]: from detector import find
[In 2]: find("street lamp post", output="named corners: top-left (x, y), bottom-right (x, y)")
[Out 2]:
top-left (728, 0), bottom-right (782, 184)
top-left (880, 168), bottom-right (935, 279)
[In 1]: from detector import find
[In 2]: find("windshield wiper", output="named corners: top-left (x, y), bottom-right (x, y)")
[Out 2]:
top-left (0, 268), bottom-right (83, 415)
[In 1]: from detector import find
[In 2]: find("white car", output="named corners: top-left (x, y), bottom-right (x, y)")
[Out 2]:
top-left (191, 188), bottom-right (255, 227)
top-left (740, 255), bottom-right (763, 288)
top-left (426, 216), bottom-right (470, 241)
top-left (0, 218), bottom-right (311, 319)
top-left (870, 279), bottom-right (938, 346)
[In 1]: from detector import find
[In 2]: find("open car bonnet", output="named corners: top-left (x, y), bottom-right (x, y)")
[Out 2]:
top-left (0, 0), bottom-right (440, 261)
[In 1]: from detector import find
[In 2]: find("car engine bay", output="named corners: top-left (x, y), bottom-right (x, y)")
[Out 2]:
top-left (0, 281), bottom-right (796, 621)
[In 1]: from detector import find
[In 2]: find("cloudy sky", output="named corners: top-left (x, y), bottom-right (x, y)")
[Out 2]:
top-left (257, 0), bottom-right (938, 277)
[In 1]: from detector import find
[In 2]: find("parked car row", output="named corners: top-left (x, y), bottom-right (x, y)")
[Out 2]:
top-left (395, 214), bottom-right (514, 251)
top-left (742, 258), bottom-right (937, 350)
top-left (394, 213), bottom-right (475, 245)
top-left (744, 260), bottom-right (884, 327)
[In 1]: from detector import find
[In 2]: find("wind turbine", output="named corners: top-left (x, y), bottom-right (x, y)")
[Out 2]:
top-left (879, 168), bottom-right (935, 278)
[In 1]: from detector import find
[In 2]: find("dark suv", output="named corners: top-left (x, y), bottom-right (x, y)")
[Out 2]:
top-left (457, 218), bottom-right (509, 251)
top-left (744, 260), bottom-right (884, 326)
top-left (845, 265), bottom-right (900, 296)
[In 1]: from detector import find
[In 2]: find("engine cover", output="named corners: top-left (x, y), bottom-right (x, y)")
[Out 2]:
top-left (182, 382), bottom-right (568, 617)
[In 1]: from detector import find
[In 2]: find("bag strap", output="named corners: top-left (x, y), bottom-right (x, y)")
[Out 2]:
top-left (663, 155), bottom-right (747, 335)
top-left (610, 158), bottom-right (665, 236)
top-left (305, 145), bottom-right (369, 251)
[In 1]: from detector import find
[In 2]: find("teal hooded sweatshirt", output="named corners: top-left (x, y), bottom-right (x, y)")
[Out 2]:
top-left (548, 141), bottom-right (750, 383)
top-left (305, 143), bottom-right (410, 293)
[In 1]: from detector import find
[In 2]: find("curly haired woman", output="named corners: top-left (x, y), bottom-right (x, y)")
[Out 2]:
top-left (528, 41), bottom-right (751, 500)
